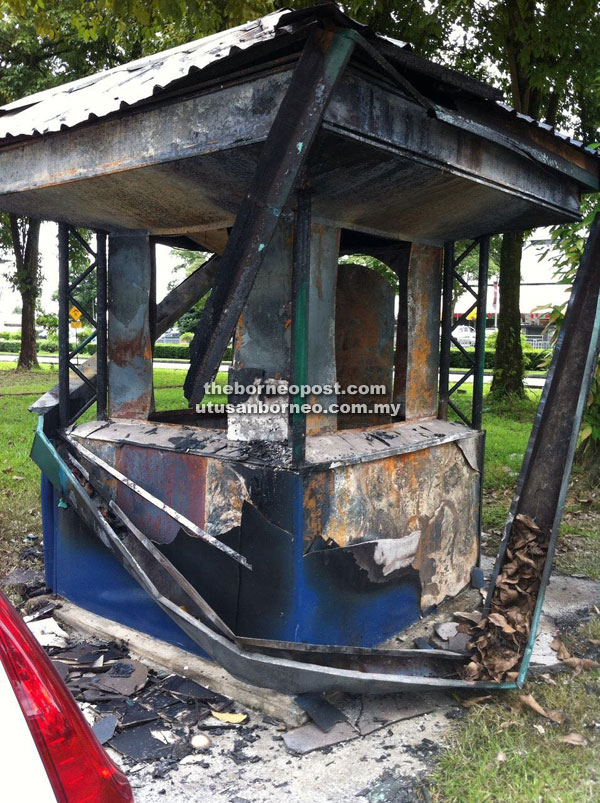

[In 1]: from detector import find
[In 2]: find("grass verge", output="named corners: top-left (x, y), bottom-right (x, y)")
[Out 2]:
top-left (431, 617), bottom-right (600, 803)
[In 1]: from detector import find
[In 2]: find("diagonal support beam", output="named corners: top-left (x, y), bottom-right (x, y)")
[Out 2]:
top-left (484, 215), bottom-right (600, 682)
top-left (184, 26), bottom-right (356, 404)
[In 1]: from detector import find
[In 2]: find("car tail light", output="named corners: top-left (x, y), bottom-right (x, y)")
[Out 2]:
top-left (0, 592), bottom-right (132, 803)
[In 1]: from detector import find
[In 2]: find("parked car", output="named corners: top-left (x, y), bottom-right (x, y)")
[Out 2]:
top-left (0, 590), bottom-right (132, 802)
top-left (453, 325), bottom-right (477, 347)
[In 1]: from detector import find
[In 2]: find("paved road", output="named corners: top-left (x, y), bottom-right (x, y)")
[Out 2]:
top-left (1, 354), bottom-right (547, 388)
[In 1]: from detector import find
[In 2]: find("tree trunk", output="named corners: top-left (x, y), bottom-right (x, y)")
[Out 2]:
top-left (491, 231), bottom-right (525, 398)
top-left (9, 215), bottom-right (41, 371)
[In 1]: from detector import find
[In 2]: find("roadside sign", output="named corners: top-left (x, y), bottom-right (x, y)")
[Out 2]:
top-left (69, 306), bottom-right (82, 321)
top-left (70, 320), bottom-right (83, 329)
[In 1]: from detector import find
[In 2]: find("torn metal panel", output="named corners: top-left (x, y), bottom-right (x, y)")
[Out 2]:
top-left (335, 263), bottom-right (395, 428)
top-left (108, 231), bottom-right (154, 420)
top-left (109, 501), bottom-right (236, 640)
top-left (66, 436), bottom-right (251, 569)
top-left (204, 460), bottom-right (250, 537)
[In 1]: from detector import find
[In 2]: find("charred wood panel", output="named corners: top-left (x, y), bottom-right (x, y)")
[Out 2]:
top-left (335, 263), bottom-right (395, 428)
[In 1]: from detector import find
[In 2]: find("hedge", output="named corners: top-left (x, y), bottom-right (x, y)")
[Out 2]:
top-left (0, 340), bottom-right (234, 362)
top-left (153, 343), bottom-right (233, 361)
top-left (2, 339), bottom-right (550, 371)
top-left (0, 339), bottom-right (97, 355)
top-left (449, 347), bottom-right (551, 372)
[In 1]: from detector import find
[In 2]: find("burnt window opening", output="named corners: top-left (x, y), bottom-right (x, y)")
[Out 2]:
top-left (149, 244), bottom-right (231, 429)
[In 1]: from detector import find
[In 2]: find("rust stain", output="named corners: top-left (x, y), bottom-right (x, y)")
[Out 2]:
top-left (405, 244), bottom-right (442, 420)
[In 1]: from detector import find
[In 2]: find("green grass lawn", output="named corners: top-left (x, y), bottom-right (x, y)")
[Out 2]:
top-left (431, 617), bottom-right (600, 803)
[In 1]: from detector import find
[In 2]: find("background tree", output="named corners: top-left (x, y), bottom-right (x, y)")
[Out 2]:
top-left (447, 0), bottom-right (600, 398)
top-left (169, 250), bottom-right (212, 335)
top-left (0, 0), bottom-right (278, 368)
top-left (0, 1), bottom-right (151, 368)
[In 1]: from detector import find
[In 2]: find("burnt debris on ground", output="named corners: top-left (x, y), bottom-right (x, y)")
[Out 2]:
top-left (17, 598), bottom-right (460, 779)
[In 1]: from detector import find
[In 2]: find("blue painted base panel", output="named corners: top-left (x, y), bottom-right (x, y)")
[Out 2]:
top-left (42, 474), bottom-right (208, 657)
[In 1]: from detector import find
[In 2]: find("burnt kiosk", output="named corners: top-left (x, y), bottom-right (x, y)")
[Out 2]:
top-left (1, 4), bottom-right (598, 692)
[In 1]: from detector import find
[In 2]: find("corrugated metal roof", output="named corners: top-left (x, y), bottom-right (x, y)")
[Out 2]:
top-left (0, 9), bottom-right (292, 139)
top-left (0, 1), bottom-right (596, 165)
top-left (495, 102), bottom-right (598, 157)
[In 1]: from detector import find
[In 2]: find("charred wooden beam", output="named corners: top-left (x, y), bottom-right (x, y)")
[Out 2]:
top-left (155, 254), bottom-right (220, 333)
top-left (484, 215), bottom-right (600, 682)
top-left (184, 27), bottom-right (357, 404)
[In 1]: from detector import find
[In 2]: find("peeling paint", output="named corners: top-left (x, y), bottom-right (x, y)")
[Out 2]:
top-left (205, 460), bottom-right (250, 536)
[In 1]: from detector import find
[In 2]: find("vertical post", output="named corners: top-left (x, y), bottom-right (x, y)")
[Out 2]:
top-left (108, 231), bottom-right (154, 420)
top-left (227, 222), bottom-right (294, 443)
top-left (149, 241), bottom-right (157, 344)
top-left (58, 224), bottom-right (70, 428)
top-left (291, 189), bottom-right (311, 465)
top-left (404, 244), bottom-right (443, 420)
top-left (438, 242), bottom-right (454, 420)
top-left (96, 232), bottom-right (108, 420)
top-left (472, 236), bottom-right (490, 430)
top-left (306, 224), bottom-right (339, 435)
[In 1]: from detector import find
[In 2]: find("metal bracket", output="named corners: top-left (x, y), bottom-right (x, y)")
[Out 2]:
top-left (58, 224), bottom-right (107, 427)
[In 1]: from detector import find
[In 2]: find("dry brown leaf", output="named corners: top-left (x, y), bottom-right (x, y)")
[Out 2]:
top-left (488, 612), bottom-right (516, 634)
top-left (533, 723), bottom-right (545, 735)
top-left (453, 611), bottom-right (482, 625)
top-left (560, 732), bottom-right (588, 747)
top-left (496, 750), bottom-right (507, 765)
top-left (461, 695), bottom-right (492, 709)
top-left (588, 639), bottom-right (600, 646)
top-left (539, 673), bottom-right (557, 686)
top-left (519, 694), bottom-right (547, 718)
top-left (546, 709), bottom-right (566, 725)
